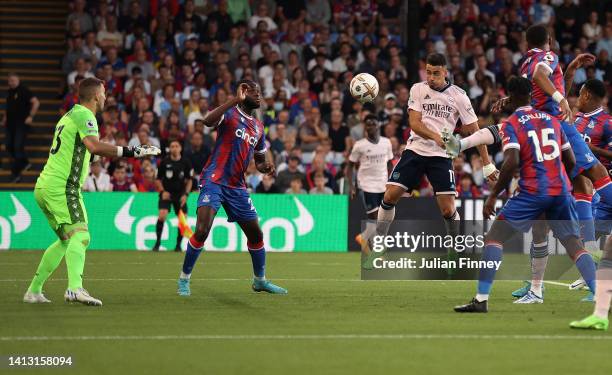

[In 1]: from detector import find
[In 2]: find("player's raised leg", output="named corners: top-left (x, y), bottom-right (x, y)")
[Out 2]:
top-left (238, 219), bottom-right (287, 294)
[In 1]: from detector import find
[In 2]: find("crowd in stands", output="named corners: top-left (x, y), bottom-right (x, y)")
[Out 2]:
top-left (63, 0), bottom-right (611, 197)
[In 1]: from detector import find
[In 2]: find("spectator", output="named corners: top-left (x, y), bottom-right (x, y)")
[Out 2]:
top-left (111, 165), bottom-right (138, 192)
top-left (83, 161), bottom-right (112, 192)
top-left (137, 165), bottom-right (159, 192)
top-left (97, 15), bottom-right (123, 50)
top-left (249, 2), bottom-right (278, 32)
top-left (62, 36), bottom-right (86, 77)
top-left (126, 50), bottom-right (155, 80)
top-left (306, 155), bottom-right (337, 192)
top-left (276, 155), bottom-right (307, 191)
top-left (186, 98), bottom-right (209, 133)
top-left (66, 0), bottom-right (93, 33)
top-left (306, 0), bottom-right (331, 27)
top-left (129, 124), bottom-right (161, 149)
top-left (2, 73), bottom-right (39, 182)
top-left (97, 47), bottom-right (127, 78)
top-left (256, 173), bottom-right (280, 193)
top-left (457, 174), bottom-right (481, 198)
top-left (183, 131), bottom-right (210, 177)
top-left (327, 110), bottom-right (350, 166)
top-left (286, 175), bottom-right (307, 194)
top-left (298, 106), bottom-right (328, 164)
top-left (174, 0), bottom-right (203, 35)
top-left (583, 11), bottom-right (602, 46)
top-left (68, 57), bottom-right (94, 87)
top-left (82, 31), bottom-right (102, 66)
top-left (309, 172), bottom-right (334, 194)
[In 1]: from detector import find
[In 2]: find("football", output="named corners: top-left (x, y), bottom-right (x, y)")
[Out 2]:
top-left (350, 73), bottom-right (379, 103)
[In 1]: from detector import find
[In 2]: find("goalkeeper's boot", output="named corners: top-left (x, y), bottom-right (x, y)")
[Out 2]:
top-left (569, 277), bottom-right (588, 291)
top-left (177, 278), bottom-right (191, 296)
top-left (570, 314), bottom-right (609, 331)
top-left (152, 242), bottom-right (160, 252)
top-left (23, 290), bottom-right (51, 304)
top-left (252, 279), bottom-right (288, 294)
top-left (513, 290), bottom-right (543, 304)
top-left (454, 298), bottom-right (488, 313)
top-left (442, 130), bottom-right (461, 158)
top-left (581, 291), bottom-right (595, 302)
top-left (64, 288), bottom-right (102, 306)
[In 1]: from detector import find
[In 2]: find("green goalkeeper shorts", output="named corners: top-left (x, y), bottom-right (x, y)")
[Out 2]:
top-left (34, 188), bottom-right (88, 238)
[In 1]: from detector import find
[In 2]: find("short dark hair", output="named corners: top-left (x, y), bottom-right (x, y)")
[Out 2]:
top-left (506, 76), bottom-right (532, 98)
top-left (78, 77), bottom-right (104, 101)
top-left (364, 114), bottom-right (378, 122)
top-left (426, 53), bottom-right (447, 67)
top-left (583, 79), bottom-right (607, 99)
top-left (526, 24), bottom-right (548, 47)
top-left (237, 79), bottom-right (257, 90)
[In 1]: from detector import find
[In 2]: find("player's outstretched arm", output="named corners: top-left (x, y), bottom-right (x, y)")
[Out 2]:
top-left (463, 121), bottom-right (498, 182)
top-left (564, 53), bottom-right (596, 97)
top-left (533, 65), bottom-right (572, 121)
top-left (202, 84), bottom-right (247, 128)
top-left (409, 110), bottom-right (444, 147)
top-left (483, 149), bottom-right (518, 217)
top-left (82, 136), bottom-right (161, 158)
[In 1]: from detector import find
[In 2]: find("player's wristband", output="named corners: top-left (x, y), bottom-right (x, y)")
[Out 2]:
top-left (552, 91), bottom-right (565, 103)
top-left (117, 146), bottom-right (134, 158)
top-left (483, 163), bottom-right (497, 179)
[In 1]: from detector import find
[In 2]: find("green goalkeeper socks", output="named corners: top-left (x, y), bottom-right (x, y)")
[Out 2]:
top-left (28, 239), bottom-right (68, 293)
top-left (65, 230), bottom-right (91, 291)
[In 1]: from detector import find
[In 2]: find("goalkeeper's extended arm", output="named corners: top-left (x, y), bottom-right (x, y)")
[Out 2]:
top-left (82, 136), bottom-right (160, 158)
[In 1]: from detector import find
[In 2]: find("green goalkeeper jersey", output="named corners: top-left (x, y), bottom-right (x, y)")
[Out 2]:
top-left (36, 104), bottom-right (99, 193)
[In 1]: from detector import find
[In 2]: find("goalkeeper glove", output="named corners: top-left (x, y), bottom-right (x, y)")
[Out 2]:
top-left (119, 145), bottom-right (162, 158)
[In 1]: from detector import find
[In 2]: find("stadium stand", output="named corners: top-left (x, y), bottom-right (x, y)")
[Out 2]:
top-left (0, 0), bottom-right (611, 196)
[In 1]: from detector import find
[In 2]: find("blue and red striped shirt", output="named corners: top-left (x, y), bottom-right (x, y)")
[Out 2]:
top-left (520, 48), bottom-right (565, 120)
top-left (500, 106), bottom-right (571, 196)
top-left (574, 107), bottom-right (612, 171)
top-left (200, 106), bottom-right (267, 188)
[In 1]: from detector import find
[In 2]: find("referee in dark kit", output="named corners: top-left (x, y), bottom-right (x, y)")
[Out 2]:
top-left (153, 140), bottom-right (193, 252)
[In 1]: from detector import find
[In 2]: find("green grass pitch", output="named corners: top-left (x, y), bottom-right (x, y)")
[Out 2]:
top-left (0, 251), bottom-right (609, 375)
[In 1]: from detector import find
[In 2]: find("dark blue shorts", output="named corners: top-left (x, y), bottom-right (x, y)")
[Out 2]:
top-left (359, 191), bottom-right (384, 214)
top-left (498, 191), bottom-right (580, 239)
top-left (562, 121), bottom-right (599, 178)
top-left (197, 181), bottom-right (258, 223)
top-left (388, 149), bottom-right (455, 195)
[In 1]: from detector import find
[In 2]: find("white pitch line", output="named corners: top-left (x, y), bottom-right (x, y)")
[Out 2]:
top-left (543, 280), bottom-right (571, 287)
top-left (0, 278), bottom-right (577, 283)
top-left (0, 333), bottom-right (610, 342)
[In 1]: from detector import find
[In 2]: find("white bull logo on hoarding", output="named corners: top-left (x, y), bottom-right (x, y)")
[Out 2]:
top-left (115, 196), bottom-right (313, 251)
top-left (0, 194), bottom-right (31, 249)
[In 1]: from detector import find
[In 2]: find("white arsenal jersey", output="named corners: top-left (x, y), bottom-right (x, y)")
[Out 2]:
top-left (348, 137), bottom-right (393, 193)
top-left (407, 81), bottom-right (478, 158)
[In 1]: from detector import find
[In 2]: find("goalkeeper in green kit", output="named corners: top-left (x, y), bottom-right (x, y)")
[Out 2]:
top-left (23, 78), bottom-right (160, 306)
